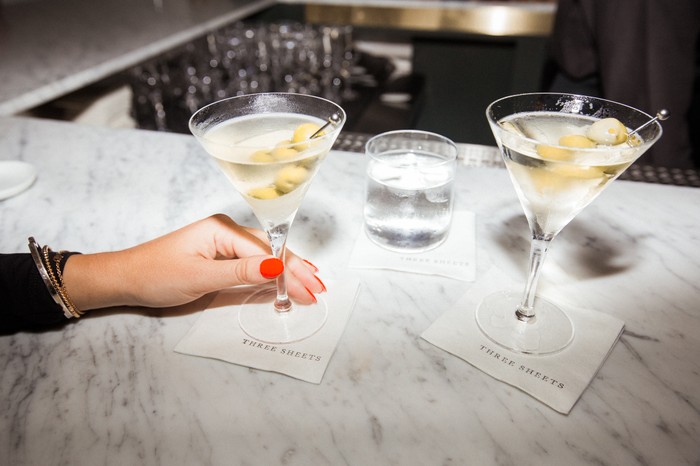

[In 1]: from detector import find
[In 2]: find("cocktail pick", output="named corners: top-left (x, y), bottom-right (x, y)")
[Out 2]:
top-left (627, 109), bottom-right (669, 143)
top-left (311, 113), bottom-right (342, 139)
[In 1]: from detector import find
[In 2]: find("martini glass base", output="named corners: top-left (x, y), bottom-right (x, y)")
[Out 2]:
top-left (476, 291), bottom-right (574, 355)
top-left (238, 287), bottom-right (328, 344)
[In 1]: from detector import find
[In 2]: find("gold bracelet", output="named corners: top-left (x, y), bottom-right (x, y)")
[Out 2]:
top-left (52, 250), bottom-right (83, 316)
top-left (42, 245), bottom-right (82, 318)
top-left (55, 251), bottom-right (82, 316)
top-left (28, 237), bottom-right (76, 319)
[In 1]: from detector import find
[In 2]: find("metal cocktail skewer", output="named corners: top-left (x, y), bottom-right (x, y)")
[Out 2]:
top-left (627, 109), bottom-right (669, 144)
top-left (311, 113), bottom-right (342, 139)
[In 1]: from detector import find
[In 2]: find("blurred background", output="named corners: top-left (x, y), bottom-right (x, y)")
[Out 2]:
top-left (5, 0), bottom-right (699, 171)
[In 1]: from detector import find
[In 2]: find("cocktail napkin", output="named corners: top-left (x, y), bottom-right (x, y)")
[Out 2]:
top-left (174, 279), bottom-right (359, 384)
top-left (421, 268), bottom-right (624, 414)
top-left (348, 211), bottom-right (476, 281)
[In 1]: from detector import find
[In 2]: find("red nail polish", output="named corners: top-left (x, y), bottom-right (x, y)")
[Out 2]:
top-left (260, 258), bottom-right (284, 279)
top-left (314, 275), bottom-right (327, 292)
top-left (303, 259), bottom-right (319, 272)
top-left (304, 286), bottom-right (318, 303)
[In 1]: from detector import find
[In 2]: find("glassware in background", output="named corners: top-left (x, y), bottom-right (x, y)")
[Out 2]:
top-left (478, 93), bottom-right (663, 354)
top-left (364, 130), bottom-right (457, 252)
top-left (189, 93), bottom-right (346, 344)
top-left (130, 21), bottom-right (356, 133)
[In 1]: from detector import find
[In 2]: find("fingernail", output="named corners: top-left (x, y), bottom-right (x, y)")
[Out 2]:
top-left (314, 275), bottom-right (327, 292)
top-left (304, 286), bottom-right (318, 303)
top-left (260, 258), bottom-right (284, 279)
top-left (303, 259), bottom-right (319, 272)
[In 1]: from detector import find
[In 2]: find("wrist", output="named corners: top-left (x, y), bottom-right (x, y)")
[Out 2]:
top-left (62, 251), bottom-right (137, 310)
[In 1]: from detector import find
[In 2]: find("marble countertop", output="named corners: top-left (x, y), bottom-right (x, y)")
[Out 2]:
top-left (0, 0), bottom-right (275, 116)
top-left (1, 116), bottom-right (699, 465)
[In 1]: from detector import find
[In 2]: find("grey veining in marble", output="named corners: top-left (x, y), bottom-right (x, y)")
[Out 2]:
top-left (0, 0), bottom-right (274, 116)
top-left (1, 116), bottom-right (699, 465)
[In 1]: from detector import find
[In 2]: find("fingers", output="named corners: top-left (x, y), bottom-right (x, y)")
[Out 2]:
top-left (205, 215), bottom-right (271, 260)
top-left (196, 255), bottom-right (283, 292)
top-left (282, 254), bottom-right (325, 305)
top-left (194, 254), bottom-right (324, 306)
top-left (199, 214), bottom-right (327, 304)
top-left (286, 254), bottom-right (323, 293)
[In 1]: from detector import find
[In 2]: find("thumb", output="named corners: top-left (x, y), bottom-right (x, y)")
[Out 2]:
top-left (211, 256), bottom-right (284, 289)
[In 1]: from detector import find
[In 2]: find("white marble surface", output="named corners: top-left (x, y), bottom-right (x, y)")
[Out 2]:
top-left (0, 0), bottom-right (274, 116)
top-left (1, 116), bottom-right (699, 465)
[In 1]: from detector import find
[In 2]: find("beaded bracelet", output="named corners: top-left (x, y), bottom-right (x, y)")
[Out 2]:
top-left (28, 237), bottom-right (81, 319)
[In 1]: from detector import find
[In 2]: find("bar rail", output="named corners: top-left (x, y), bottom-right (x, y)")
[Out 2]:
top-left (334, 132), bottom-right (700, 187)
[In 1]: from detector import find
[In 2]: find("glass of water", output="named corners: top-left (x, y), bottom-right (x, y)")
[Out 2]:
top-left (364, 130), bottom-right (458, 252)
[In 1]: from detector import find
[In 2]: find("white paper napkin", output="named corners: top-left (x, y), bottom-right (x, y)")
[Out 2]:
top-left (348, 211), bottom-right (476, 281)
top-left (421, 267), bottom-right (624, 414)
top-left (174, 279), bottom-right (359, 384)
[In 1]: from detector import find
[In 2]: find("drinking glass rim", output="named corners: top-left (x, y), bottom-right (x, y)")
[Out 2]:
top-left (485, 92), bottom-right (663, 152)
top-left (189, 92), bottom-right (347, 150)
top-left (365, 129), bottom-right (459, 165)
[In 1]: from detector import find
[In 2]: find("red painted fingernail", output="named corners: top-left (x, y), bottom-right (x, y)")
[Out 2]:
top-left (303, 259), bottom-right (319, 272)
top-left (260, 258), bottom-right (284, 279)
top-left (304, 286), bottom-right (318, 303)
top-left (314, 275), bottom-right (327, 292)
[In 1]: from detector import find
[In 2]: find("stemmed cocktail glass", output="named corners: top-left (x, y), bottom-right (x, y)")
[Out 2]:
top-left (478, 93), bottom-right (663, 354)
top-left (189, 93), bottom-right (346, 344)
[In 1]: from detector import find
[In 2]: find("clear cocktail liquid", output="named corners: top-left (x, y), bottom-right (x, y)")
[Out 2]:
top-left (202, 113), bottom-right (328, 229)
top-left (499, 112), bottom-right (636, 238)
top-left (364, 150), bottom-right (454, 252)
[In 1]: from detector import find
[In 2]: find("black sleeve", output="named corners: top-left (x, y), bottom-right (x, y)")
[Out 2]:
top-left (0, 253), bottom-right (73, 334)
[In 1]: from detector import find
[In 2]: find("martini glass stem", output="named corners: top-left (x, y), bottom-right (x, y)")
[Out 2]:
top-left (517, 236), bottom-right (552, 322)
top-left (267, 223), bottom-right (292, 313)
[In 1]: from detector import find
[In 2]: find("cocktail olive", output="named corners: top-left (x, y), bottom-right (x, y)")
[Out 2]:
top-left (586, 118), bottom-right (628, 145)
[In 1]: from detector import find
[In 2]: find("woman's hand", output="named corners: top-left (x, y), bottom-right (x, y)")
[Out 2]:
top-left (62, 214), bottom-right (325, 311)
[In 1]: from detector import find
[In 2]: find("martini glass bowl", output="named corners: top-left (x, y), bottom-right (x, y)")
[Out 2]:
top-left (189, 93), bottom-right (346, 343)
top-left (478, 93), bottom-right (663, 354)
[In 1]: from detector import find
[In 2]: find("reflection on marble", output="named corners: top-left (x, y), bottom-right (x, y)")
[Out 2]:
top-left (0, 0), bottom-right (273, 115)
top-left (0, 116), bottom-right (699, 465)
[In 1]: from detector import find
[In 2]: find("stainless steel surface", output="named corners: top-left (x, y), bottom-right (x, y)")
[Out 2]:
top-left (305, 2), bottom-right (556, 37)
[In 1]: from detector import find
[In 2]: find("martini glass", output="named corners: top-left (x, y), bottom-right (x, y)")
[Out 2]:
top-left (189, 93), bottom-right (346, 344)
top-left (478, 93), bottom-right (663, 354)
